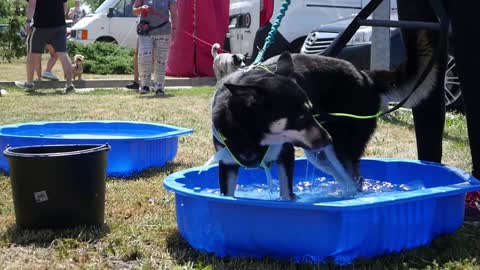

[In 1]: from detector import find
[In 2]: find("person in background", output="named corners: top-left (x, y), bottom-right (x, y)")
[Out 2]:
top-left (397, 0), bottom-right (480, 223)
top-left (132, 0), bottom-right (177, 96)
top-left (15, 0), bottom-right (74, 93)
top-left (68, 0), bottom-right (87, 25)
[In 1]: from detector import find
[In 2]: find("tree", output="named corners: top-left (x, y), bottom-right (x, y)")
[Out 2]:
top-left (83, 0), bottom-right (103, 11)
top-left (0, 0), bottom-right (26, 62)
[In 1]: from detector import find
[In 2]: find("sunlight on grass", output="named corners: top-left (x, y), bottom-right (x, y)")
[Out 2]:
top-left (0, 88), bottom-right (478, 269)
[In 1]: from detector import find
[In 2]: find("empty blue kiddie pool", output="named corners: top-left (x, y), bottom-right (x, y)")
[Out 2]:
top-left (0, 121), bottom-right (193, 176)
top-left (164, 158), bottom-right (480, 264)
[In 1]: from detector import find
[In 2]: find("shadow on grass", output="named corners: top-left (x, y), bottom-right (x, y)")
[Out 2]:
top-left (25, 89), bottom-right (68, 96)
top-left (164, 225), bottom-right (480, 269)
top-left (2, 223), bottom-right (110, 248)
top-left (381, 114), bottom-right (468, 144)
top-left (107, 161), bottom-right (193, 181)
top-left (137, 93), bottom-right (174, 99)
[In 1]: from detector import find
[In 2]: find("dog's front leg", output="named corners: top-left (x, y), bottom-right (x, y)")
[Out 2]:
top-left (219, 162), bottom-right (239, 196)
top-left (277, 144), bottom-right (296, 200)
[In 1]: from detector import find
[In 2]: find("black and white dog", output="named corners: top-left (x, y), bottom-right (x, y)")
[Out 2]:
top-left (211, 43), bottom-right (248, 81)
top-left (211, 30), bottom-right (440, 199)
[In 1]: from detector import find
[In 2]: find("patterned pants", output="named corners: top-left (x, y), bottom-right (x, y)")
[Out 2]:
top-left (137, 34), bottom-right (170, 90)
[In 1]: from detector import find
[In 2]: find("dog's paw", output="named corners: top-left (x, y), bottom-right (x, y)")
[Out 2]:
top-left (280, 192), bottom-right (298, 201)
top-left (334, 180), bottom-right (358, 199)
top-left (355, 176), bottom-right (365, 192)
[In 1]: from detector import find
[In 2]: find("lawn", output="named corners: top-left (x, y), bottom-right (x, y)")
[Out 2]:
top-left (0, 56), bottom-right (132, 81)
top-left (0, 86), bottom-right (479, 270)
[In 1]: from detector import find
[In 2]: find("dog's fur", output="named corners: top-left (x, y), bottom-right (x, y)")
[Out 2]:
top-left (211, 29), bottom-right (441, 199)
top-left (211, 43), bottom-right (247, 81)
top-left (72, 54), bottom-right (85, 81)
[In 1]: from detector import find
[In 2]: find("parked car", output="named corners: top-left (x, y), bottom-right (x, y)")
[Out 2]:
top-left (66, 19), bottom-right (73, 38)
top-left (227, 0), bottom-right (397, 64)
top-left (70, 0), bottom-right (137, 48)
top-left (300, 12), bottom-right (463, 111)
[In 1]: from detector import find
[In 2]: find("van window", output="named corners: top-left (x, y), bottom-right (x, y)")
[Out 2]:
top-left (95, 0), bottom-right (118, 14)
top-left (113, 0), bottom-right (135, 17)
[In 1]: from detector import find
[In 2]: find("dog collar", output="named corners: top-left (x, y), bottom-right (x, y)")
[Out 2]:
top-left (210, 124), bottom-right (275, 193)
top-left (211, 124), bottom-right (272, 170)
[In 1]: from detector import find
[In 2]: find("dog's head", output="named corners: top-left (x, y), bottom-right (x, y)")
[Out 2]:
top-left (73, 54), bottom-right (85, 65)
top-left (232, 53), bottom-right (248, 68)
top-left (213, 52), bottom-right (332, 165)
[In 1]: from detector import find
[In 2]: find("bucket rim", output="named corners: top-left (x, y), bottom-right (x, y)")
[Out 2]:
top-left (3, 144), bottom-right (111, 158)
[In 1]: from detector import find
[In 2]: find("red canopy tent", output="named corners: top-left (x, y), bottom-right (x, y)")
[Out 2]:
top-left (166, 0), bottom-right (230, 77)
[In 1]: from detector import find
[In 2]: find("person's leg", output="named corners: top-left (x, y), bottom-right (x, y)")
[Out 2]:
top-left (397, 0), bottom-right (447, 163)
top-left (126, 41), bottom-right (140, 89)
top-left (137, 35), bottom-right (154, 93)
top-left (134, 44), bottom-right (139, 82)
top-left (16, 27), bottom-right (45, 90)
top-left (27, 53), bottom-right (42, 84)
top-left (36, 54), bottom-right (42, 80)
top-left (151, 34), bottom-right (170, 96)
top-left (42, 44), bottom-right (60, 80)
top-left (57, 52), bottom-right (72, 84)
top-left (50, 26), bottom-right (73, 90)
top-left (45, 44), bottom-right (58, 72)
top-left (445, 1), bottom-right (480, 180)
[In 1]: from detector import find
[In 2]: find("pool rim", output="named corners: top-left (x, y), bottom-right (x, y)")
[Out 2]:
top-left (0, 120), bottom-right (193, 141)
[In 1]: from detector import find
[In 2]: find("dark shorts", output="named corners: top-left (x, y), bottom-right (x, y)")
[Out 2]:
top-left (27, 26), bottom-right (67, 54)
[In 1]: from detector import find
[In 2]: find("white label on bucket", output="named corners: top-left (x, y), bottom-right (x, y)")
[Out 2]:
top-left (34, 191), bottom-right (48, 203)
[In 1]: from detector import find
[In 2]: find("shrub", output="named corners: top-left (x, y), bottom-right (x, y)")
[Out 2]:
top-left (67, 41), bottom-right (135, 74)
top-left (0, 0), bottom-right (26, 62)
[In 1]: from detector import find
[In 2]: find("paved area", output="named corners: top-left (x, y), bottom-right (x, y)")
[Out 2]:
top-left (0, 77), bottom-right (216, 89)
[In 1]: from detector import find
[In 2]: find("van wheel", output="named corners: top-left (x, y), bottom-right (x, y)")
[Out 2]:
top-left (444, 54), bottom-right (463, 112)
top-left (95, 37), bottom-right (117, 44)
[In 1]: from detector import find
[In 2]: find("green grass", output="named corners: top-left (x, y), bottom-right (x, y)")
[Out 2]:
top-left (0, 87), bottom-right (479, 270)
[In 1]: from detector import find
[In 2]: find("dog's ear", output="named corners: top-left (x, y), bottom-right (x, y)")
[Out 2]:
top-left (275, 51), bottom-right (293, 77)
top-left (224, 83), bottom-right (261, 107)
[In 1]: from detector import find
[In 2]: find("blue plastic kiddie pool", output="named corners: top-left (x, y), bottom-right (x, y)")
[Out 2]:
top-left (164, 158), bottom-right (480, 264)
top-left (0, 121), bottom-right (193, 176)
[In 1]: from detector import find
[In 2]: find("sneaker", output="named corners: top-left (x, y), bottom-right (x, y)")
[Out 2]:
top-left (139, 86), bottom-right (150, 94)
top-left (155, 88), bottom-right (166, 97)
top-left (64, 84), bottom-right (75, 93)
top-left (14, 81), bottom-right (35, 92)
top-left (42, 71), bottom-right (59, 81)
top-left (125, 81), bottom-right (139, 90)
top-left (465, 191), bottom-right (480, 224)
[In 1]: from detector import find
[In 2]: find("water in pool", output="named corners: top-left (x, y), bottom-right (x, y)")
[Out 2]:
top-left (203, 163), bottom-right (425, 202)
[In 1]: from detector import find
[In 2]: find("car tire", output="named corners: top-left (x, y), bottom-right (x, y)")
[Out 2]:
top-left (95, 37), bottom-right (117, 44)
top-left (444, 54), bottom-right (464, 112)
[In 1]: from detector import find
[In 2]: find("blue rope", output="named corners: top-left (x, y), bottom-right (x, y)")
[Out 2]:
top-left (252, 0), bottom-right (291, 65)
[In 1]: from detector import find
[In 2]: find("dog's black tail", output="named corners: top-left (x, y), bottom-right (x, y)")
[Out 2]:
top-left (368, 29), bottom-right (443, 109)
top-left (211, 43), bottom-right (221, 58)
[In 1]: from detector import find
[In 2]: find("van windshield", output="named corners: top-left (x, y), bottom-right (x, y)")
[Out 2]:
top-left (95, 0), bottom-right (118, 14)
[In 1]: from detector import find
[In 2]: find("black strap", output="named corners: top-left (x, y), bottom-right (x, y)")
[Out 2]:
top-left (150, 21), bottom-right (168, 30)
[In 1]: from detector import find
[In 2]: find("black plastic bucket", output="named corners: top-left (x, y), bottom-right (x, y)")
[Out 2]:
top-left (3, 144), bottom-right (110, 229)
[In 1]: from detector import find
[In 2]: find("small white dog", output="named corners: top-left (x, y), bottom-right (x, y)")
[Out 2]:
top-left (211, 43), bottom-right (247, 81)
top-left (72, 54), bottom-right (85, 81)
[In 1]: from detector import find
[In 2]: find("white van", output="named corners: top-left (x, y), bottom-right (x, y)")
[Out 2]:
top-left (70, 0), bottom-right (138, 49)
top-left (227, 0), bottom-right (395, 63)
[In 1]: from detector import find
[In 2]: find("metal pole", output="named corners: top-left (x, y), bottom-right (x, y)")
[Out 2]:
top-left (370, 0), bottom-right (390, 70)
